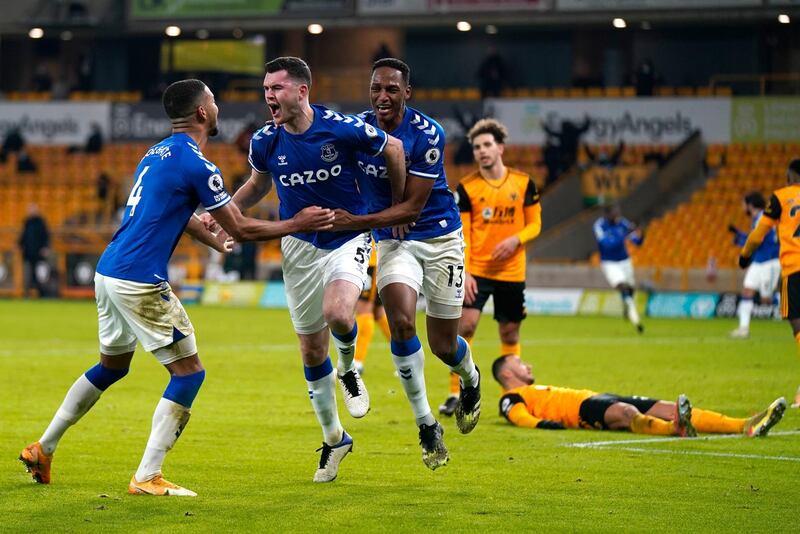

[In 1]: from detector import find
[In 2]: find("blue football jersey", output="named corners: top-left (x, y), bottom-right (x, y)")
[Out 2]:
top-left (248, 104), bottom-right (388, 249)
top-left (96, 133), bottom-right (231, 284)
top-left (356, 107), bottom-right (461, 241)
top-left (593, 216), bottom-right (643, 262)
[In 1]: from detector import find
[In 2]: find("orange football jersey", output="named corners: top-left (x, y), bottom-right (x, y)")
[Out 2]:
top-left (500, 384), bottom-right (597, 429)
top-left (762, 184), bottom-right (800, 276)
top-left (456, 168), bottom-right (540, 282)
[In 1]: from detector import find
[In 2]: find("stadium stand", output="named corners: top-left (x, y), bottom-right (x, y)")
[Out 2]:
top-left (632, 143), bottom-right (800, 268)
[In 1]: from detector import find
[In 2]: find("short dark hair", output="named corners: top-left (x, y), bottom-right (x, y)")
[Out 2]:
top-left (491, 355), bottom-right (514, 383)
top-left (162, 79), bottom-right (207, 120)
top-left (372, 58), bottom-right (411, 85)
top-left (789, 159), bottom-right (800, 177)
top-left (468, 118), bottom-right (509, 145)
top-left (744, 191), bottom-right (765, 209)
top-left (265, 56), bottom-right (312, 86)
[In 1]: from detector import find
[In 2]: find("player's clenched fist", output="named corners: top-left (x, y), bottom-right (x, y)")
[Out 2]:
top-left (291, 206), bottom-right (335, 232)
top-left (738, 255), bottom-right (752, 269)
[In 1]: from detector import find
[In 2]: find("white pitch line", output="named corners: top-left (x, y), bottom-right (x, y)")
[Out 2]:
top-left (565, 430), bottom-right (800, 462)
top-left (605, 447), bottom-right (800, 463)
top-left (567, 430), bottom-right (800, 448)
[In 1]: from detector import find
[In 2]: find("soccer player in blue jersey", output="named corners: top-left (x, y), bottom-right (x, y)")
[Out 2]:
top-left (728, 192), bottom-right (780, 338)
top-left (593, 204), bottom-right (644, 333)
top-left (331, 58), bottom-right (481, 470)
top-left (232, 57), bottom-right (407, 482)
top-left (19, 79), bottom-right (334, 495)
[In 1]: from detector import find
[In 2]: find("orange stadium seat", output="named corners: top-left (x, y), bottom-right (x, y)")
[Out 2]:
top-left (636, 143), bottom-right (789, 268)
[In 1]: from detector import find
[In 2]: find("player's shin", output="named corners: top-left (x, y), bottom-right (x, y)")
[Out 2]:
top-left (39, 363), bottom-right (129, 455)
top-left (332, 324), bottom-right (358, 374)
top-left (629, 414), bottom-right (675, 435)
top-left (623, 294), bottom-right (640, 325)
top-left (737, 298), bottom-right (754, 331)
top-left (449, 336), bottom-right (476, 396)
top-left (691, 409), bottom-right (745, 433)
top-left (135, 370), bottom-right (204, 483)
top-left (391, 337), bottom-right (435, 427)
top-left (448, 336), bottom-right (479, 388)
top-left (305, 357), bottom-right (344, 445)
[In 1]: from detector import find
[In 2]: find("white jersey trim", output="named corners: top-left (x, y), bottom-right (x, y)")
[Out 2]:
top-left (206, 196), bottom-right (232, 211)
top-left (409, 169), bottom-right (439, 179)
top-left (371, 133), bottom-right (388, 157)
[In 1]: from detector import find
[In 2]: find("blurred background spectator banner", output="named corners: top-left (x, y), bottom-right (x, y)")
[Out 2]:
top-left (556, 0), bottom-right (759, 9)
top-left (160, 40), bottom-right (265, 76)
top-left (523, 288), bottom-right (583, 315)
top-left (486, 97), bottom-right (730, 144)
top-left (646, 292), bottom-right (720, 319)
top-left (131, 0), bottom-right (350, 18)
top-left (111, 102), bottom-right (268, 142)
top-left (581, 165), bottom-right (650, 204)
top-left (731, 97), bottom-right (800, 143)
top-left (201, 281), bottom-right (265, 307)
top-left (358, 0), bottom-right (550, 14)
top-left (0, 103), bottom-right (110, 145)
top-left (131, 0), bottom-right (284, 19)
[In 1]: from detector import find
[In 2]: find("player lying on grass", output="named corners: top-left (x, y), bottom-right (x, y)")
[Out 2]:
top-left (492, 354), bottom-right (786, 437)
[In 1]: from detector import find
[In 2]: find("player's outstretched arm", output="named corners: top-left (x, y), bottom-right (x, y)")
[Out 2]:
top-left (332, 175), bottom-right (434, 232)
top-left (210, 202), bottom-right (334, 242)
top-left (739, 220), bottom-right (773, 268)
top-left (505, 403), bottom-right (544, 428)
top-left (232, 169), bottom-right (273, 211)
top-left (185, 214), bottom-right (234, 253)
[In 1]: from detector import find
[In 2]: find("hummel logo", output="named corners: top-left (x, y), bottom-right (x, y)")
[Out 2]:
top-left (399, 369), bottom-right (413, 380)
top-left (278, 155), bottom-right (288, 166)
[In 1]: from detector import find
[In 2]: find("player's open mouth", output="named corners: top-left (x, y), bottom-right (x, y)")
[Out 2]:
top-left (268, 103), bottom-right (281, 117)
top-left (375, 104), bottom-right (393, 116)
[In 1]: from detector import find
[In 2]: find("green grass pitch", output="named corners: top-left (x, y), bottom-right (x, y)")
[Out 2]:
top-left (1, 300), bottom-right (798, 532)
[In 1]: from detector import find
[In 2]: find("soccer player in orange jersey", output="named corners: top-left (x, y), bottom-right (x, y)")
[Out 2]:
top-left (493, 355), bottom-right (785, 437)
top-left (439, 119), bottom-right (542, 416)
top-left (739, 159), bottom-right (800, 408)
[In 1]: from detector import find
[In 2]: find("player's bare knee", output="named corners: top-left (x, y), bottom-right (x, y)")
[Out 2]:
top-left (459, 320), bottom-right (477, 339)
top-left (388, 314), bottom-right (416, 341)
top-left (326, 313), bottom-right (354, 335)
top-left (619, 403), bottom-right (641, 425)
top-left (498, 324), bottom-right (520, 345)
top-left (166, 355), bottom-right (203, 376)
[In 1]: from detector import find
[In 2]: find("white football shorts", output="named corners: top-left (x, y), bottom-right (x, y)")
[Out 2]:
top-left (281, 232), bottom-right (371, 335)
top-left (376, 229), bottom-right (465, 320)
top-left (94, 273), bottom-right (196, 365)
top-left (601, 258), bottom-right (635, 288)
top-left (743, 259), bottom-right (781, 297)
